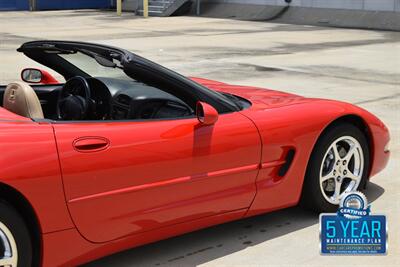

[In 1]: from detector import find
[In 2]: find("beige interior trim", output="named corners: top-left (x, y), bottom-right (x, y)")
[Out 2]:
top-left (3, 82), bottom-right (44, 119)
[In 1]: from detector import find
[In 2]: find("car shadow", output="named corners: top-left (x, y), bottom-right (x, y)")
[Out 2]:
top-left (364, 181), bottom-right (385, 203)
top-left (84, 182), bottom-right (384, 267)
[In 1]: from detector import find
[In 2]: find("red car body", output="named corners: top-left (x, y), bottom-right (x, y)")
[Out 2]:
top-left (0, 42), bottom-right (390, 266)
top-left (0, 77), bottom-right (390, 266)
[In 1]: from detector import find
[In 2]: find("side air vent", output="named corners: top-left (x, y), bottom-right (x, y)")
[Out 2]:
top-left (116, 94), bottom-right (131, 106)
top-left (278, 149), bottom-right (295, 177)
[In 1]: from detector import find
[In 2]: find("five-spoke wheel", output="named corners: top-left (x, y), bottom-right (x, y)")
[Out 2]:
top-left (320, 136), bottom-right (364, 204)
top-left (302, 122), bottom-right (370, 212)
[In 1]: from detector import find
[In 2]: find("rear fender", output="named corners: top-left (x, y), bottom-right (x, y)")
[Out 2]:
top-left (0, 121), bottom-right (74, 233)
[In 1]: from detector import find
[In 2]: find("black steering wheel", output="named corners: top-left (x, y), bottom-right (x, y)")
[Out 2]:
top-left (57, 76), bottom-right (91, 120)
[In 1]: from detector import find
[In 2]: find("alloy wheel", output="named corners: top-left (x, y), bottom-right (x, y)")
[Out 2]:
top-left (0, 221), bottom-right (18, 267)
top-left (319, 136), bottom-right (364, 205)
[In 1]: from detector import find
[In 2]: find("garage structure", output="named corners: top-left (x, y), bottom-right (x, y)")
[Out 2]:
top-left (0, 0), bottom-right (29, 10)
top-left (0, 0), bottom-right (112, 11)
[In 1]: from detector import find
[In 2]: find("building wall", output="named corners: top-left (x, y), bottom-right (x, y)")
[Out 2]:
top-left (203, 0), bottom-right (400, 12)
top-left (35, 0), bottom-right (112, 10)
top-left (0, 0), bottom-right (114, 11)
top-left (0, 0), bottom-right (29, 10)
top-left (197, 0), bottom-right (400, 30)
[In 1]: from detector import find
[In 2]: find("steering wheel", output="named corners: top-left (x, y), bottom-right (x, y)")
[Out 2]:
top-left (57, 76), bottom-right (91, 120)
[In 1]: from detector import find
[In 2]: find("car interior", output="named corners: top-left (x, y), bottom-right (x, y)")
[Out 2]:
top-left (0, 76), bottom-right (194, 121)
top-left (0, 41), bottom-right (251, 122)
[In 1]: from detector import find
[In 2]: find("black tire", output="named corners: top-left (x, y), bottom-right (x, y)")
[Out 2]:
top-left (0, 200), bottom-right (33, 267)
top-left (301, 123), bottom-right (370, 212)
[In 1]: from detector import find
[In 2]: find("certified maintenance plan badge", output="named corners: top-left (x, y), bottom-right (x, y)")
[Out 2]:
top-left (320, 191), bottom-right (387, 255)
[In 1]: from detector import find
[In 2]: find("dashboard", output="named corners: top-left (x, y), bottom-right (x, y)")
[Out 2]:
top-left (87, 77), bottom-right (193, 120)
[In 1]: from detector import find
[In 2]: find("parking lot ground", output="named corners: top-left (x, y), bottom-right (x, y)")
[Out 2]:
top-left (0, 10), bottom-right (399, 267)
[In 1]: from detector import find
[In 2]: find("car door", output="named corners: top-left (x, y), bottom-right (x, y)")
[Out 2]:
top-left (53, 112), bottom-right (261, 243)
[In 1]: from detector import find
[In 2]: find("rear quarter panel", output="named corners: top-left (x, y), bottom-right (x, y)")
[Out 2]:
top-left (0, 114), bottom-right (74, 233)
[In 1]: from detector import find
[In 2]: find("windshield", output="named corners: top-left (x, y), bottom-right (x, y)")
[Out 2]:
top-left (59, 52), bottom-right (129, 80)
top-left (14, 41), bottom-right (240, 113)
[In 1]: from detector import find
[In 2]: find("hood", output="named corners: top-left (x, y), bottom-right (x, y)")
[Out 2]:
top-left (190, 77), bottom-right (314, 110)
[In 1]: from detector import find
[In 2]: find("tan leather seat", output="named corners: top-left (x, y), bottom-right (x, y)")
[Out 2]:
top-left (3, 82), bottom-right (44, 119)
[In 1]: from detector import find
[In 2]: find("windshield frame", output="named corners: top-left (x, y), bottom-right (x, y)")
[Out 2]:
top-left (18, 40), bottom-right (239, 113)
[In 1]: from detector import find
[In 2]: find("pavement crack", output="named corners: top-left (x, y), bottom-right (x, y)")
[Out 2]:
top-left (354, 93), bottom-right (400, 105)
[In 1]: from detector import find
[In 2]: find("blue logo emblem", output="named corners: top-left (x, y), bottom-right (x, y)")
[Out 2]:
top-left (320, 191), bottom-right (387, 255)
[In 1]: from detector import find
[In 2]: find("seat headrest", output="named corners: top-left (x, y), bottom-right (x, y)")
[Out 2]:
top-left (3, 82), bottom-right (44, 119)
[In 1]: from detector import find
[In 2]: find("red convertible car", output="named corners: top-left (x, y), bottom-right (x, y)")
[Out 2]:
top-left (0, 41), bottom-right (390, 266)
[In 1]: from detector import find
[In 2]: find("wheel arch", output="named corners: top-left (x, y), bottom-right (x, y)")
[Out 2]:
top-left (0, 182), bottom-right (41, 267)
top-left (321, 114), bottom-right (373, 178)
top-left (304, 114), bottom-right (373, 191)
top-left (298, 114), bottom-right (373, 210)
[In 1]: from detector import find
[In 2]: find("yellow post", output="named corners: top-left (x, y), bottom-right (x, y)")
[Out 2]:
top-left (143, 0), bottom-right (149, 18)
top-left (117, 0), bottom-right (122, 16)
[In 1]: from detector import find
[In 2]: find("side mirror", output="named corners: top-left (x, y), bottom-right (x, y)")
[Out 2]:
top-left (196, 101), bottom-right (219, 125)
top-left (21, 68), bottom-right (59, 84)
top-left (21, 68), bottom-right (42, 83)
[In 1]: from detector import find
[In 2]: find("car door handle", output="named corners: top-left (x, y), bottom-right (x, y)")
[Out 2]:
top-left (73, 137), bottom-right (110, 152)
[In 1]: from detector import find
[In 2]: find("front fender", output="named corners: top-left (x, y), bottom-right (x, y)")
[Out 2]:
top-left (240, 98), bottom-right (390, 217)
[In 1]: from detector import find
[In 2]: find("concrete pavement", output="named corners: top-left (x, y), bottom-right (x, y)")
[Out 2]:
top-left (0, 10), bottom-right (399, 267)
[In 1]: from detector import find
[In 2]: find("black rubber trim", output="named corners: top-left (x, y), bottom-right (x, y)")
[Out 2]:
top-left (278, 149), bottom-right (295, 177)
